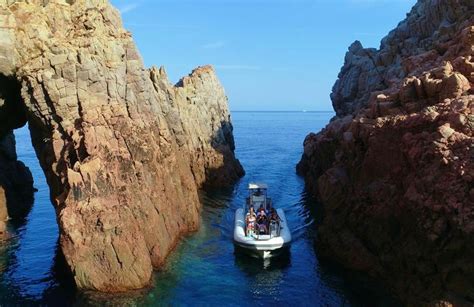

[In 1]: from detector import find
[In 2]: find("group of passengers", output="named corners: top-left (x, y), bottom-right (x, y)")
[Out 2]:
top-left (245, 205), bottom-right (281, 236)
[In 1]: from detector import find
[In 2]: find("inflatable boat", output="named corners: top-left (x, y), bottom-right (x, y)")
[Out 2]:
top-left (233, 183), bottom-right (291, 259)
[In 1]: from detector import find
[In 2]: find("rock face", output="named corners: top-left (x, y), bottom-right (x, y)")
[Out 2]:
top-left (298, 0), bottom-right (473, 304)
top-left (0, 0), bottom-right (243, 293)
top-left (150, 65), bottom-right (244, 187)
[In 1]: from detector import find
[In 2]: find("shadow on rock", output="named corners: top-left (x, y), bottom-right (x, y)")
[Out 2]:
top-left (203, 121), bottom-right (245, 188)
top-left (0, 131), bottom-right (35, 228)
top-left (299, 186), bottom-right (402, 307)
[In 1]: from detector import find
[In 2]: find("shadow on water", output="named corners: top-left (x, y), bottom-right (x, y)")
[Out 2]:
top-left (0, 230), bottom-right (76, 305)
top-left (0, 111), bottom-right (403, 305)
top-left (41, 243), bottom-right (77, 306)
top-left (125, 111), bottom-right (402, 306)
top-left (0, 125), bottom-right (79, 305)
top-left (299, 187), bottom-right (403, 307)
top-left (234, 248), bottom-right (292, 275)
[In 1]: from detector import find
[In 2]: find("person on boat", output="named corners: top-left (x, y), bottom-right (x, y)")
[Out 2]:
top-left (268, 208), bottom-right (281, 236)
top-left (269, 208), bottom-right (280, 222)
top-left (246, 206), bottom-right (257, 236)
top-left (256, 209), bottom-right (268, 234)
top-left (257, 206), bottom-right (267, 217)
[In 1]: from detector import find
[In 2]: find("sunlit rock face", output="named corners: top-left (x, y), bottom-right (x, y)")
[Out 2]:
top-left (149, 65), bottom-right (245, 188)
top-left (0, 0), bottom-right (243, 292)
top-left (298, 0), bottom-right (474, 304)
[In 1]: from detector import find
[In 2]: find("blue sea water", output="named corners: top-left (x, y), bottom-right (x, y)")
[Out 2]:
top-left (0, 111), bottom-right (399, 306)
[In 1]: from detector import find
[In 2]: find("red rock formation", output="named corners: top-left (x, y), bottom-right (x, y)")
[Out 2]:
top-left (298, 0), bottom-right (473, 304)
top-left (0, 0), bottom-right (243, 292)
top-left (150, 65), bottom-right (244, 187)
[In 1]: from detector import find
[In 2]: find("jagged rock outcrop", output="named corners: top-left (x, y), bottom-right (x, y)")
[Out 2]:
top-left (150, 65), bottom-right (244, 187)
top-left (298, 0), bottom-right (473, 304)
top-left (0, 0), bottom-right (243, 293)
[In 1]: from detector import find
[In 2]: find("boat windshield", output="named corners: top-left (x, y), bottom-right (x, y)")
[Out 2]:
top-left (247, 184), bottom-right (269, 211)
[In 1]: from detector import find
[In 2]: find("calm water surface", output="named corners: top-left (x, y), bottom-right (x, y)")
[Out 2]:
top-left (0, 111), bottom-right (398, 306)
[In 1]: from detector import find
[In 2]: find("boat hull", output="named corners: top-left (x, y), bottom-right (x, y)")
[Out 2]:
top-left (233, 208), bottom-right (291, 259)
top-left (234, 244), bottom-right (290, 259)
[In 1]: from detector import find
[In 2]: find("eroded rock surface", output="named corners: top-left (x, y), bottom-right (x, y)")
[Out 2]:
top-left (150, 65), bottom-right (244, 187)
top-left (0, 0), bottom-right (243, 292)
top-left (298, 0), bottom-right (473, 304)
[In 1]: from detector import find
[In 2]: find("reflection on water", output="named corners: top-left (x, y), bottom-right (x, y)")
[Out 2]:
top-left (234, 248), bottom-right (291, 275)
top-left (0, 126), bottom-right (68, 305)
top-left (0, 112), bottom-right (400, 305)
top-left (234, 252), bottom-right (290, 302)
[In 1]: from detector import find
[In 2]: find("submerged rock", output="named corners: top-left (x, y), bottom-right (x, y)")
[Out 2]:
top-left (298, 0), bottom-right (474, 304)
top-left (0, 0), bottom-right (243, 292)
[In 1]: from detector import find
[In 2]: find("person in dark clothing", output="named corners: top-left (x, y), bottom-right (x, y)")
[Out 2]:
top-left (256, 207), bottom-right (268, 234)
top-left (269, 208), bottom-right (280, 223)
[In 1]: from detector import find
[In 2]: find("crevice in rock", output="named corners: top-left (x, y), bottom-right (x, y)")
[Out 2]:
top-left (26, 83), bottom-right (69, 207)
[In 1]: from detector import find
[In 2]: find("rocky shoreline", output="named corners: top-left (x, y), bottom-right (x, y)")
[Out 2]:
top-left (298, 0), bottom-right (473, 304)
top-left (0, 0), bottom-right (243, 292)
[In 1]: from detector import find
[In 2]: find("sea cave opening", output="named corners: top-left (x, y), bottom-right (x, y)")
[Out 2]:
top-left (0, 73), bottom-right (32, 222)
top-left (0, 73), bottom-right (75, 301)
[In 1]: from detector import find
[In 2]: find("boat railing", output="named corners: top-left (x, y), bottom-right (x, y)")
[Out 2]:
top-left (270, 220), bottom-right (281, 237)
top-left (245, 187), bottom-right (281, 240)
top-left (253, 220), bottom-right (281, 240)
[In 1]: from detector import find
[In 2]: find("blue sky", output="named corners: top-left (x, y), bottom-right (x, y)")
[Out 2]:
top-left (111, 0), bottom-right (416, 111)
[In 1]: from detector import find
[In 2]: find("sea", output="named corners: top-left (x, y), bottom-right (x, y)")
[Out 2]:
top-left (0, 111), bottom-right (400, 306)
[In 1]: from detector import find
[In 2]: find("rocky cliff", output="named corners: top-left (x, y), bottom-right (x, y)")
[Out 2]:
top-left (298, 0), bottom-right (473, 304)
top-left (0, 0), bottom-right (243, 293)
top-left (150, 65), bottom-right (244, 187)
top-left (0, 187), bottom-right (6, 234)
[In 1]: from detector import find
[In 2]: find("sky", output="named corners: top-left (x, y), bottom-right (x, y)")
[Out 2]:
top-left (110, 0), bottom-right (416, 111)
